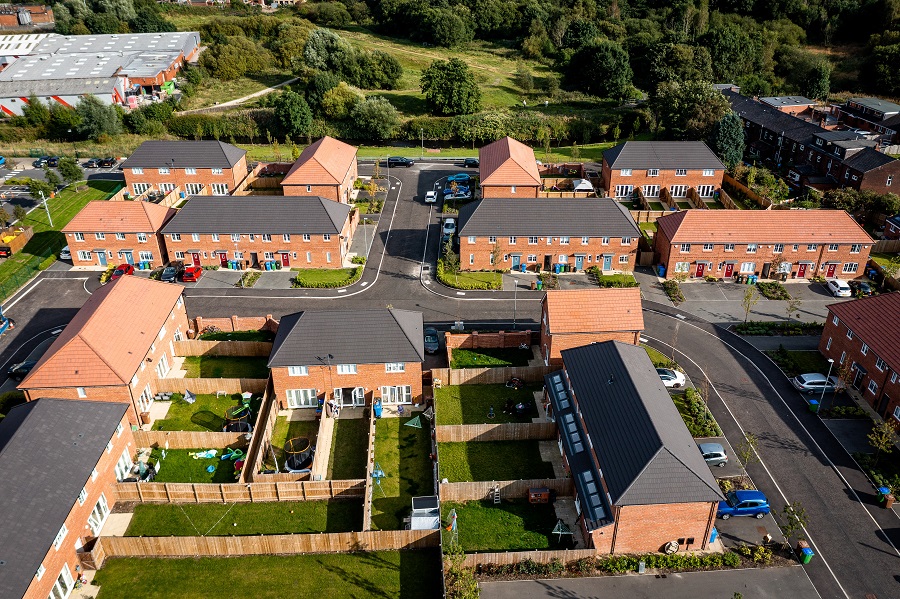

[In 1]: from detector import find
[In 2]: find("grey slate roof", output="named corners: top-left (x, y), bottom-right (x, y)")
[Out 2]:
top-left (0, 399), bottom-right (127, 599)
top-left (843, 147), bottom-right (897, 173)
top-left (560, 342), bottom-right (724, 507)
top-left (161, 196), bottom-right (351, 235)
top-left (849, 97), bottom-right (900, 116)
top-left (122, 140), bottom-right (246, 170)
top-left (268, 310), bottom-right (425, 368)
top-left (760, 95), bottom-right (815, 108)
top-left (725, 90), bottom-right (823, 143)
top-left (602, 141), bottom-right (724, 170)
top-left (457, 198), bottom-right (640, 238)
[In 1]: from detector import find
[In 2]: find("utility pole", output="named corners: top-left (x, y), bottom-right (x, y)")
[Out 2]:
top-left (420, 128), bottom-right (424, 158)
top-left (38, 191), bottom-right (52, 227)
top-left (513, 275), bottom-right (518, 330)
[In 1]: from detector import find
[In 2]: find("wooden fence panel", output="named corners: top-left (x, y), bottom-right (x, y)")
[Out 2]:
top-left (431, 365), bottom-right (554, 386)
top-left (439, 478), bottom-right (574, 502)
top-left (444, 331), bottom-right (534, 350)
top-left (154, 377), bottom-right (267, 395)
top-left (112, 480), bottom-right (365, 503)
top-left (174, 340), bottom-right (273, 357)
top-left (435, 422), bottom-right (556, 442)
top-left (723, 174), bottom-right (773, 209)
top-left (872, 239), bottom-right (900, 253)
top-left (459, 549), bottom-right (597, 568)
top-left (629, 210), bottom-right (670, 223)
top-left (243, 386), bottom-right (277, 483)
top-left (133, 430), bottom-right (249, 449)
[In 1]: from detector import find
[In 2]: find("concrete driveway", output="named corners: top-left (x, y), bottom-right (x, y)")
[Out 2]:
top-left (191, 269), bottom-right (242, 289)
top-left (714, 511), bottom-right (783, 549)
top-left (695, 435), bottom-right (744, 479)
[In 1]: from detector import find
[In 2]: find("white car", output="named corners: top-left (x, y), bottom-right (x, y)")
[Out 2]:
top-left (442, 218), bottom-right (456, 236)
top-left (424, 191), bottom-right (437, 204)
top-left (656, 368), bottom-right (686, 388)
top-left (826, 278), bottom-right (852, 297)
top-left (59, 245), bottom-right (71, 260)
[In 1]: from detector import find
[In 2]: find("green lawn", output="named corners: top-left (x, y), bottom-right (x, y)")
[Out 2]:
top-left (177, 73), bottom-right (294, 110)
top-left (292, 267), bottom-right (361, 288)
top-left (434, 384), bottom-right (541, 425)
top-left (372, 417), bottom-right (433, 530)
top-left (450, 347), bottom-right (533, 369)
top-left (150, 448), bottom-right (244, 484)
top-left (328, 417), bottom-right (369, 480)
top-left (0, 180), bottom-right (122, 302)
top-left (648, 201), bottom-right (666, 211)
top-left (125, 500), bottom-right (362, 536)
top-left (197, 329), bottom-right (275, 342)
top-left (182, 356), bottom-right (269, 379)
top-left (439, 269), bottom-right (502, 290)
top-left (265, 416), bottom-right (319, 471)
top-left (595, 273), bottom-right (639, 287)
top-left (438, 441), bottom-right (555, 482)
top-left (152, 394), bottom-right (259, 432)
top-left (765, 348), bottom-right (832, 378)
top-left (95, 551), bottom-right (443, 599)
top-left (643, 344), bottom-right (676, 369)
top-left (441, 500), bottom-right (567, 552)
top-left (638, 222), bottom-right (657, 233)
top-left (870, 252), bottom-right (898, 269)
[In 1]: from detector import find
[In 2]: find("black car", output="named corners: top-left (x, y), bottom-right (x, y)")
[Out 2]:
top-left (32, 156), bottom-right (50, 168)
top-left (848, 280), bottom-right (874, 296)
top-left (387, 156), bottom-right (414, 168)
top-left (424, 327), bottom-right (440, 354)
top-left (99, 157), bottom-right (117, 168)
top-left (47, 156), bottom-right (60, 167)
top-left (463, 158), bottom-right (479, 168)
top-left (7, 360), bottom-right (37, 381)
top-left (160, 261), bottom-right (184, 283)
top-left (83, 158), bottom-right (101, 168)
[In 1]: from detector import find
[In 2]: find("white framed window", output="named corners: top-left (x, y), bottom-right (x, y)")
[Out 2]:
top-left (674, 262), bottom-right (690, 273)
top-left (302, 234), bottom-right (310, 242)
top-left (323, 234), bottom-right (331, 242)
top-left (234, 251), bottom-right (244, 260)
top-left (95, 232), bottom-right (105, 240)
top-left (642, 184), bottom-right (660, 197)
top-left (774, 243), bottom-right (784, 253)
top-left (792, 244), bottom-right (799, 252)
top-left (840, 351), bottom-right (846, 364)
top-left (380, 385), bottom-right (412, 404)
top-left (620, 169), bottom-right (632, 176)
top-left (306, 185), bottom-right (312, 192)
top-left (133, 183), bottom-right (151, 195)
top-left (170, 233), bottom-right (181, 242)
top-left (675, 169), bottom-right (687, 176)
top-left (326, 252), bottom-right (332, 263)
top-left (850, 244), bottom-right (861, 253)
top-left (260, 234), bottom-right (271, 242)
top-left (892, 373), bottom-right (897, 384)
top-left (876, 357), bottom-right (886, 371)
top-left (337, 364), bottom-right (357, 374)
top-left (509, 236), bottom-right (517, 244)
top-left (139, 251), bottom-right (153, 262)
top-left (847, 329), bottom-right (854, 340)
top-left (306, 252), bottom-right (311, 263)
top-left (601, 237), bottom-right (609, 245)
top-left (680, 244), bottom-right (691, 253)
top-left (174, 251), bottom-right (185, 260)
top-left (73, 232), bottom-right (85, 242)
top-left (468, 236), bottom-right (477, 244)
top-left (528, 236), bottom-right (538, 245)
top-left (186, 183), bottom-right (204, 196)
top-left (131, 167), bottom-right (143, 174)
top-left (724, 243), bottom-right (734, 252)
top-left (209, 183), bottom-right (228, 195)
top-left (702, 243), bottom-right (713, 252)
top-left (861, 343), bottom-right (869, 356)
top-left (489, 252), bottom-right (495, 265)
top-left (115, 233), bottom-right (126, 241)
top-left (832, 315), bottom-right (839, 325)
top-left (747, 244), bottom-right (757, 254)
top-left (527, 254), bottom-right (537, 263)
top-left (50, 565), bottom-right (75, 599)
top-left (469, 254), bottom-right (474, 265)
top-left (581, 236), bottom-right (590, 245)
top-left (116, 422), bottom-right (123, 437)
top-left (78, 487), bottom-right (87, 505)
top-left (231, 234), bottom-right (240, 242)
top-left (130, 374), bottom-right (138, 387)
top-left (828, 243), bottom-right (838, 252)
top-left (36, 564), bottom-right (45, 581)
top-left (76, 387), bottom-right (86, 398)
top-left (740, 262), bottom-right (756, 273)
top-left (185, 167), bottom-right (197, 175)
top-left (115, 448), bottom-right (133, 481)
top-left (868, 380), bottom-right (878, 395)
top-left (385, 362), bottom-right (405, 373)
top-left (697, 185), bottom-right (715, 197)
top-left (559, 237), bottom-right (569, 245)
top-left (53, 524), bottom-right (68, 549)
top-left (77, 250), bottom-right (92, 261)
top-left (159, 183), bottom-right (175, 193)
top-left (619, 255), bottom-right (629, 264)
top-left (158, 167), bottom-right (170, 175)
top-left (288, 366), bottom-right (308, 376)
top-left (489, 236), bottom-right (497, 244)
top-left (207, 233), bottom-right (218, 242)
top-left (702, 169), bottom-right (715, 176)
top-left (826, 337), bottom-right (832, 350)
top-left (807, 244), bottom-right (817, 251)
top-left (212, 168), bottom-right (223, 175)
top-left (614, 184), bottom-right (633, 198)
top-left (91, 468), bottom-right (98, 482)
top-left (286, 388), bottom-right (318, 408)
top-left (191, 233), bottom-right (200, 242)
top-left (135, 232), bottom-right (147, 244)
top-left (248, 234), bottom-right (256, 242)
top-left (647, 169), bottom-right (659, 177)
top-left (888, 175), bottom-right (893, 186)
top-left (283, 234), bottom-right (291, 242)
top-left (842, 263), bottom-right (858, 274)
top-left (894, 406), bottom-right (900, 420)
top-left (670, 185), bottom-right (687, 198)
top-left (621, 237), bottom-right (631, 245)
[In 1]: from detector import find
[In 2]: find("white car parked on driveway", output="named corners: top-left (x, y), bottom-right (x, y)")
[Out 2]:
top-left (424, 191), bottom-right (437, 203)
top-left (656, 368), bottom-right (686, 388)
top-left (826, 278), bottom-right (852, 297)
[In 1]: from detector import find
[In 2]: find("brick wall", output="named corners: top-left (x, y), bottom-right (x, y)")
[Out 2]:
top-left (22, 413), bottom-right (133, 599)
top-left (271, 362), bottom-right (423, 409)
top-left (481, 184), bottom-right (539, 198)
top-left (282, 157), bottom-right (358, 204)
top-left (66, 231), bottom-right (169, 269)
top-left (191, 315), bottom-right (278, 337)
top-left (591, 502), bottom-right (716, 554)
top-left (460, 235), bottom-right (638, 272)
top-left (124, 155), bottom-right (248, 196)
top-left (602, 162), bottom-right (724, 199)
top-left (857, 161), bottom-right (900, 195)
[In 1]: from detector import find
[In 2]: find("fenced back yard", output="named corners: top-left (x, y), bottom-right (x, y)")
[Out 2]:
top-left (435, 383), bottom-right (541, 425)
top-left (152, 393), bottom-right (261, 432)
top-left (371, 417), bottom-right (434, 530)
top-left (437, 441), bottom-right (555, 482)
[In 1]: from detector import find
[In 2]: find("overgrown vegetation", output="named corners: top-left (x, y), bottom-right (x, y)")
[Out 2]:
top-left (756, 281), bottom-right (791, 300)
top-left (672, 388), bottom-right (722, 437)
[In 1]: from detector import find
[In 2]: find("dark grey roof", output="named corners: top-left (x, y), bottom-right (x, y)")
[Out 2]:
top-left (560, 342), bottom-right (724, 507)
top-left (814, 130), bottom-right (867, 142)
top-left (842, 148), bottom-right (897, 173)
top-left (122, 140), bottom-right (245, 169)
top-left (268, 310), bottom-right (424, 367)
top-left (725, 90), bottom-right (823, 143)
top-left (0, 399), bottom-right (127, 599)
top-left (602, 141), bottom-right (724, 170)
top-left (161, 196), bottom-right (351, 235)
top-left (849, 97), bottom-right (900, 115)
top-left (833, 139), bottom-right (878, 150)
top-left (0, 77), bottom-right (118, 97)
top-left (458, 198), bottom-right (640, 238)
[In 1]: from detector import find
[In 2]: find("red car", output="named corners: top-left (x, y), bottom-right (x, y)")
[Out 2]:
top-left (109, 264), bottom-right (135, 281)
top-left (181, 266), bottom-right (203, 282)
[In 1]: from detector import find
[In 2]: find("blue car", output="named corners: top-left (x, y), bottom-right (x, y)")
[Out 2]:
top-left (443, 185), bottom-right (470, 196)
top-left (718, 490), bottom-right (770, 519)
top-left (0, 155), bottom-right (6, 167)
top-left (447, 173), bottom-right (471, 183)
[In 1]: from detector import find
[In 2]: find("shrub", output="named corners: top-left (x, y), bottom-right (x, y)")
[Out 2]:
top-left (826, 405), bottom-right (868, 419)
top-left (38, 255), bottom-right (56, 271)
top-left (98, 265), bottom-right (116, 283)
top-left (291, 266), bottom-right (363, 288)
top-left (0, 390), bottom-right (25, 416)
top-left (436, 259), bottom-right (501, 290)
top-left (663, 280), bottom-right (685, 304)
top-left (682, 387), bottom-right (722, 436)
top-left (351, 255), bottom-right (366, 264)
top-left (752, 545), bottom-right (773, 564)
top-left (756, 281), bottom-right (791, 300)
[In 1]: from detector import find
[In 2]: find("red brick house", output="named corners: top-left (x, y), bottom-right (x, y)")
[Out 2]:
top-left (602, 141), bottom-right (725, 200)
top-left (0, 399), bottom-right (134, 599)
top-left (479, 136), bottom-right (541, 198)
top-left (654, 210), bottom-right (873, 280)
top-left (457, 198), bottom-right (640, 272)
top-left (540, 288), bottom-right (644, 366)
top-left (19, 276), bottom-right (189, 425)
top-left (122, 140), bottom-right (248, 197)
top-left (281, 136), bottom-right (358, 203)
top-left (268, 310), bottom-right (424, 409)
top-left (545, 341), bottom-right (723, 554)
top-left (62, 200), bottom-right (175, 269)
top-left (160, 196), bottom-right (357, 269)
top-left (819, 293), bottom-right (900, 421)
top-left (885, 215), bottom-right (900, 240)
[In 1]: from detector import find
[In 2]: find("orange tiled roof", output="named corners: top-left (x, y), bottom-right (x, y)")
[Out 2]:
top-left (62, 201), bottom-right (175, 233)
top-left (828, 292), bottom-right (900, 370)
top-left (282, 136), bottom-right (357, 186)
top-left (544, 288), bottom-right (644, 333)
top-left (19, 277), bottom-right (184, 389)
top-left (656, 210), bottom-right (873, 244)
top-left (479, 136), bottom-right (541, 187)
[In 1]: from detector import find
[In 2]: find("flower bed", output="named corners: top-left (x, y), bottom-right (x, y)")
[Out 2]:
top-left (663, 280), bottom-right (685, 304)
top-left (437, 259), bottom-right (502, 290)
top-left (756, 281), bottom-right (791, 300)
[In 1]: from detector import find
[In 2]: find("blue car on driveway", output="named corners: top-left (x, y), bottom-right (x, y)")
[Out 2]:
top-left (718, 490), bottom-right (770, 519)
top-left (447, 173), bottom-right (471, 183)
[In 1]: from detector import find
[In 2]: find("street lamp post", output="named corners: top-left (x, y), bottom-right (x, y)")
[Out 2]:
top-left (820, 358), bottom-right (835, 413)
top-left (38, 190), bottom-right (53, 227)
top-left (420, 128), bottom-right (424, 158)
top-left (512, 275), bottom-right (518, 330)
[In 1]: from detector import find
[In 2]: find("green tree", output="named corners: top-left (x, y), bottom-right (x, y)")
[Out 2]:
top-left (736, 432), bottom-right (759, 486)
top-left (28, 179), bottom-right (54, 203)
top-left (443, 237), bottom-right (459, 273)
top-left (44, 168), bottom-right (62, 189)
top-left (741, 286), bottom-right (760, 323)
top-left (201, 37), bottom-right (272, 81)
top-left (129, 6), bottom-right (175, 33)
top-left (46, 103), bottom-right (82, 141)
top-left (779, 501), bottom-right (809, 549)
top-left (566, 41), bottom-right (633, 100)
top-left (320, 82), bottom-right (363, 120)
top-left (515, 61), bottom-right (534, 93)
top-left (802, 60), bottom-right (831, 101)
top-left (821, 188), bottom-right (860, 212)
top-left (420, 58), bottom-right (481, 116)
top-left (21, 95), bottom-right (50, 129)
top-left (880, 256), bottom-right (900, 290)
top-left (444, 545), bottom-right (479, 599)
top-left (868, 419), bottom-right (896, 466)
top-left (57, 157), bottom-right (84, 185)
top-left (652, 80), bottom-right (730, 140)
top-left (75, 95), bottom-right (121, 140)
top-left (273, 91), bottom-right (313, 139)
top-left (12, 204), bottom-right (28, 223)
top-left (350, 96), bottom-right (400, 140)
top-left (709, 112), bottom-right (745, 169)
top-left (562, 19), bottom-right (599, 49)
top-left (305, 71), bottom-right (341, 111)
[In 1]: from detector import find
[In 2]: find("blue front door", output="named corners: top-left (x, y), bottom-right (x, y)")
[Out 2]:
top-left (96, 251), bottom-right (107, 267)
top-left (574, 255), bottom-right (584, 270)
top-left (123, 251), bottom-right (134, 265)
top-left (603, 254), bottom-right (612, 270)
top-left (511, 255), bottom-right (521, 268)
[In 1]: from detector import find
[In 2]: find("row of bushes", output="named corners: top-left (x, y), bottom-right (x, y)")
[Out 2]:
top-left (854, 452), bottom-right (900, 495)
top-left (765, 345), bottom-right (804, 377)
top-left (680, 387), bottom-right (723, 437)
top-left (756, 281), bottom-right (791, 300)
top-left (823, 405), bottom-right (868, 419)
top-left (733, 321), bottom-right (823, 336)
top-left (586, 266), bottom-right (640, 287)
top-left (436, 259), bottom-right (502, 290)
top-left (291, 266), bottom-right (363, 289)
top-left (663, 280), bottom-right (685, 304)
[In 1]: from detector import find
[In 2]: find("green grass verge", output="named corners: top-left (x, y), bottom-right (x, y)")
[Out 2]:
top-left (152, 394), bottom-right (259, 432)
top-left (328, 417), bottom-right (369, 480)
top-left (765, 348), bottom-right (832, 378)
top-left (594, 273), bottom-right (639, 287)
top-left (291, 267), bottom-right (361, 288)
top-left (671, 388), bottom-right (721, 438)
top-left (150, 448), bottom-right (243, 484)
top-left (182, 356), bottom-right (269, 379)
top-left (438, 441), bottom-right (555, 482)
top-left (441, 500), bottom-right (568, 552)
top-left (95, 551), bottom-right (443, 599)
top-left (450, 347), bottom-right (533, 368)
top-left (437, 265), bottom-right (502, 290)
top-left (372, 417), bottom-right (433, 530)
top-left (642, 344), bottom-right (676, 369)
top-left (434, 383), bottom-right (541, 425)
top-left (197, 330), bottom-right (275, 342)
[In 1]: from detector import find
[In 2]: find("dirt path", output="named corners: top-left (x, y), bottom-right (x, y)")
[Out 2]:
top-left (178, 76), bottom-right (299, 115)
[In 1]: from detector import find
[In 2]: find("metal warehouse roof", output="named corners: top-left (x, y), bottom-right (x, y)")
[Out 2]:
top-left (30, 32), bottom-right (199, 57)
top-left (458, 198), bottom-right (640, 238)
top-left (161, 196), bottom-right (351, 235)
top-left (0, 52), bottom-right (122, 81)
top-left (849, 97), bottom-right (900, 116)
top-left (0, 77), bottom-right (118, 98)
top-left (603, 141), bottom-right (725, 171)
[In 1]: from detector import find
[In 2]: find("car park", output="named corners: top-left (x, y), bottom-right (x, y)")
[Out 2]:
top-left (32, 156), bottom-right (50, 168)
top-left (99, 157), bottom-right (117, 168)
top-left (790, 373), bottom-right (842, 394)
top-left (447, 173), bottom-right (471, 183)
top-left (424, 327), bottom-right (440, 354)
top-left (656, 367), bottom-right (686, 388)
top-left (826, 278), bottom-right (852, 297)
top-left (424, 191), bottom-right (437, 204)
top-left (848, 280), bottom-right (873, 296)
top-left (110, 264), bottom-right (135, 281)
top-left (717, 490), bottom-right (770, 519)
top-left (160, 261), bottom-right (184, 283)
top-left (387, 156), bottom-right (413, 168)
top-left (442, 218), bottom-right (456, 236)
top-left (59, 245), bottom-right (71, 260)
top-left (463, 158), bottom-right (479, 168)
top-left (181, 266), bottom-right (203, 282)
top-left (698, 442), bottom-right (728, 467)
top-left (7, 360), bottom-right (37, 381)
top-left (83, 158), bottom-right (101, 168)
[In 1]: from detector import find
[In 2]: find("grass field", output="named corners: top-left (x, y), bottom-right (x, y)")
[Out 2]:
top-left (441, 500), bottom-right (566, 552)
top-left (450, 347), bottom-right (533, 369)
top-left (182, 356), bottom-right (269, 379)
top-left (328, 417), bottom-right (369, 480)
top-left (125, 500), bottom-right (362, 536)
top-left (152, 394), bottom-right (259, 432)
top-left (95, 552), bottom-right (443, 599)
top-left (150, 448), bottom-right (243, 484)
top-left (437, 440), bottom-right (555, 482)
top-left (434, 384), bottom-right (540, 425)
top-left (264, 416), bottom-right (319, 471)
top-left (178, 73), bottom-right (294, 110)
top-left (371, 417), bottom-right (433, 530)
top-left (292, 267), bottom-right (360, 287)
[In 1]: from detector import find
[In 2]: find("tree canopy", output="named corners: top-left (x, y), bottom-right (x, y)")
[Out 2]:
top-left (420, 58), bottom-right (482, 116)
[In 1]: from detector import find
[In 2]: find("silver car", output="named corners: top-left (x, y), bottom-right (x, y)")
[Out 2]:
top-left (790, 373), bottom-right (842, 394)
top-left (699, 442), bottom-right (728, 467)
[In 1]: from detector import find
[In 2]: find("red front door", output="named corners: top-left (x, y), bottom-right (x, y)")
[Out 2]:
top-left (191, 253), bottom-right (201, 267)
top-left (219, 252), bottom-right (228, 267)
top-left (696, 263), bottom-right (706, 278)
top-left (798, 263), bottom-right (808, 278)
top-left (724, 263), bottom-right (734, 278)
top-left (826, 263), bottom-right (837, 277)
top-left (281, 252), bottom-right (290, 267)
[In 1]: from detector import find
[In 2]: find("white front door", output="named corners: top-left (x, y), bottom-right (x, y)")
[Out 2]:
top-left (286, 388), bottom-right (318, 408)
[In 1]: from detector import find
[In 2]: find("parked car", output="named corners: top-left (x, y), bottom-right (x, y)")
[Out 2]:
top-left (83, 158), bottom-right (101, 168)
top-left (826, 278), bottom-right (852, 297)
top-left (442, 218), bottom-right (456, 236)
top-left (387, 156), bottom-right (414, 168)
top-left (656, 367), bottom-right (686, 388)
top-left (110, 264), bottom-right (135, 281)
top-left (59, 245), bottom-right (71, 260)
top-left (424, 327), bottom-right (440, 354)
top-left (32, 156), bottom-right (50, 168)
top-left (424, 191), bottom-right (438, 204)
top-left (443, 193), bottom-right (472, 204)
top-left (698, 442), bottom-right (728, 467)
top-left (443, 185), bottom-right (470, 196)
top-left (7, 360), bottom-right (37, 381)
top-left (99, 157), bottom-right (117, 168)
top-left (181, 265), bottom-right (203, 282)
top-left (160, 261), bottom-right (184, 283)
top-left (47, 156), bottom-right (60, 167)
top-left (848, 280), bottom-right (873, 296)
top-left (447, 173), bottom-right (471, 183)
top-left (0, 155), bottom-right (6, 167)
top-left (790, 373), bottom-right (842, 395)
top-left (463, 158), bottom-right (479, 168)
top-left (717, 490), bottom-right (770, 519)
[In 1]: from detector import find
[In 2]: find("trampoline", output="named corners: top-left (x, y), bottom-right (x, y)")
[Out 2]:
top-left (223, 404), bottom-right (253, 433)
top-left (284, 437), bottom-right (314, 473)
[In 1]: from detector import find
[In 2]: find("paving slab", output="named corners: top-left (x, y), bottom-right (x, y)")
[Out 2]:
top-left (252, 271), bottom-right (295, 289)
